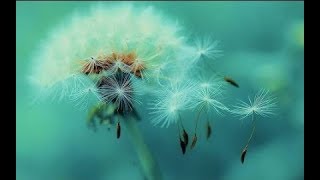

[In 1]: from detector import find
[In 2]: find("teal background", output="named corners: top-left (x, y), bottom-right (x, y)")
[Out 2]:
top-left (17, 2), bottom-right (304, 180)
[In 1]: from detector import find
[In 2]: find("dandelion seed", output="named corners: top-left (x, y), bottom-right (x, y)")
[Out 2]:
top-left (99, 72), bottom-right (139, 113)
top-left (190, 36), bottom-right (223, 64)
top-left (206, 121), bottom-right (212, 140)
top-left (232, 89), bottom-right (277, 120)
top-left (240, 122), bottom-right (255, 164)
top-left (191, 85), bottom-right (229, 115)
top-left (232, 89), bottom-right (277, 164)
top-left (224, 76), bottom-right (239, 88)
top-left (69, 80), bottom-right (102, 110)
top-left (149, 79), bottom-right (195, 154)
top-left (149, 61), bottom-right (169, 83)
top-left (130, 58), bottom-right (145, 78)
top-left (194, 74), bottom-right (223, 90)
top-left (182, 129), bottom-right (189, 146)
top-left (179, 137), bottom-right (187, 155)
top-left (81, 56), bottom-right (106, 75)
top-left (149, 79), bottom-right (195, 128)
top-left (189, 80), bottom-right (229, 149)
top-left (240, 148), bottom-right (247, 164)
top-left (107, 56), bottom-right (132, 75)
top-left (190, 133), bottom-right (198, 150)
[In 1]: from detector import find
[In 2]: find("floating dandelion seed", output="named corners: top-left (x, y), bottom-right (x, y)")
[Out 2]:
top-left (206, 120), bottom-right (212, 140)
top-left (190, 36), bottom-right (223, 64)
top-left (232, 89), bottom-right (277, 120)
top-left (149, 79), bottom-right (195, 127)
top-left (179, 137), bottom-right (187, 155)
top-left (149, 61), bottom-right (169, 85)
top-left (190, 133), bottom-right (198, 150)
top-left (197, 74), bottom-right (223, 90)
top-left (149, 79), bottom-right (195, 154)
top-left (191, 84), bottom-right (229, 115)
top-left (224, 76), bottom-right (239, 88)
top-left (189, 81), bottom-right (229, 149)
top-left (232, 89), bottom-right (277, 164)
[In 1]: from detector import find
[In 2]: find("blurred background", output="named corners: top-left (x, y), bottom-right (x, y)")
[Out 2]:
top-left (16, 1), bottom-right (304, 180)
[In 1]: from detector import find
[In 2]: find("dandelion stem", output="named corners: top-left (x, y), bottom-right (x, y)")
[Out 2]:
top-left (122, 116), bottom-right (162, 180)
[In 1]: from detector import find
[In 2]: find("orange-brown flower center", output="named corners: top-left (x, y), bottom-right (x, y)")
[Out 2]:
top-left (81, 52), bottom-right (145, 78)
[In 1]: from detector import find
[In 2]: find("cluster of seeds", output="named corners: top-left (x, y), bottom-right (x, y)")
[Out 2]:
top-left (81, 52), bottom-right (144, 78)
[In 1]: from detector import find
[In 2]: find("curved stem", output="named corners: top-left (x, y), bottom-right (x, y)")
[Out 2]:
top-left (244, 113), bottom-right (256, 149)
top-left (122, 116), bottom-right (162, 180)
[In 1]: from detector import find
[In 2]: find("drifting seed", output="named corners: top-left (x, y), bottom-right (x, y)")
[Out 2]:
top-left (206, 122), bottom-right (212, 140)
top-left (182, 129), bottom-right (189, 146)
top-left (179, 137), bottom-right (187, 155)
top-left (241, 148), bottom-right (248, 164)
top-left (224, 76), bottom-right (239, 88)
top-left (190, 134), bottom-right (198, 149)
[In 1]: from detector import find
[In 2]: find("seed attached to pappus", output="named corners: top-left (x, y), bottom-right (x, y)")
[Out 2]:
top-left (240, 147), bottom-right (248, 164)
top-left (81, 57), bottom-right (107, 75)
top-left (190, 133), bottom-right (198, 149)
top-left (224, 76), bottom-right (239, 88)
top-left (182, 129), bottom-right (189, 146)
top-left (206, 122), bottom-right (212, 140)
top-left (179, 137), bottom-right (187, 155)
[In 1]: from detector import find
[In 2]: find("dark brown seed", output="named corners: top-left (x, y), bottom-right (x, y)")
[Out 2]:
top-left (182, 129), bottom-right (189, 146)
top-left (224, 77), bottom-right (239, 88)
top-left (116, 122), bottom-right (121, 139)
top-left (190, 134), bottom-right (198, 149)
top-left (179, 137), bottom-right (186, 155)
top-left (241, 148), bottom-right (247, 164)
top-left (206, 122), bottom-right (212, 140)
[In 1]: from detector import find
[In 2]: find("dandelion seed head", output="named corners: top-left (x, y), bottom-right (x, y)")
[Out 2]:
top-left (30, 4), bottom-right (187, 102)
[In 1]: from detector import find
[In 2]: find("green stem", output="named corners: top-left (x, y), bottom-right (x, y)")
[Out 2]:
top-left (122, 116), bottom-right (162, 180)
